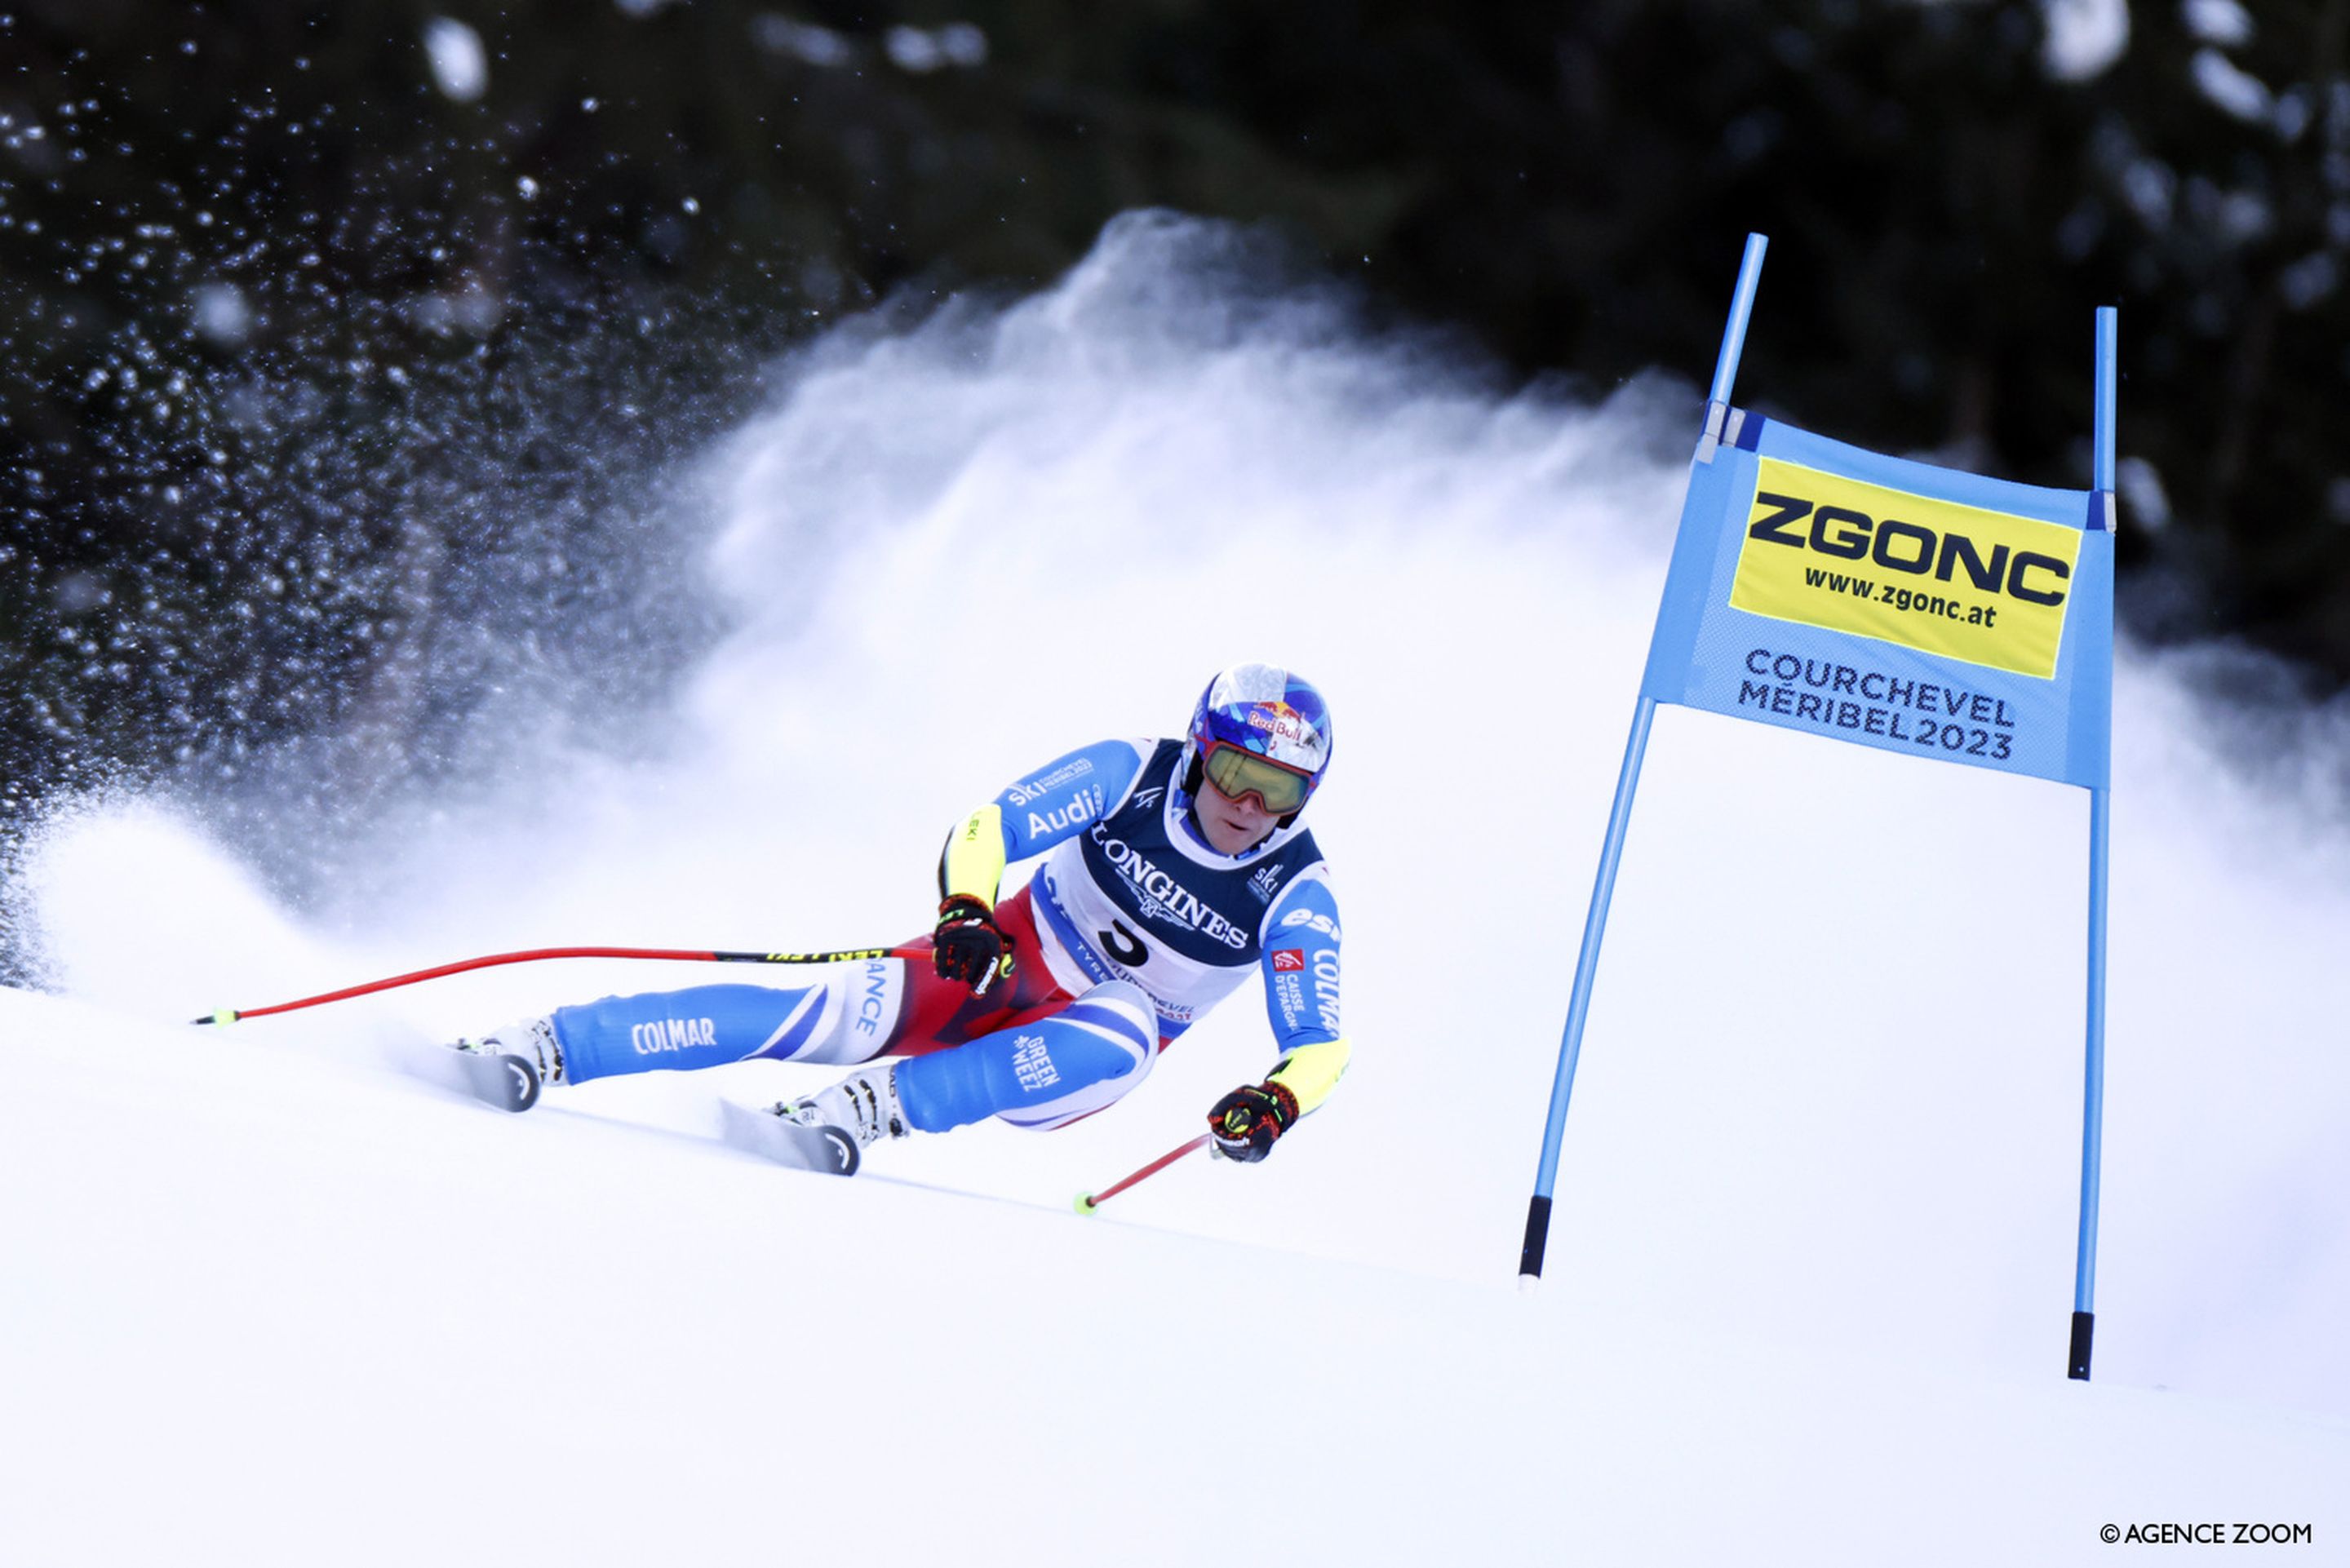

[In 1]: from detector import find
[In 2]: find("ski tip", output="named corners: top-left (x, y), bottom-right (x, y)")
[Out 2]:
top-left (717, 1101), bottom-right (862, 1176)
top-left (454, 1046), bottom-right (541, 1113)
top-left (1074, 1193), bottom-right (1099, 1216)
top-left (501, 1058), bottom-right (542, 1113)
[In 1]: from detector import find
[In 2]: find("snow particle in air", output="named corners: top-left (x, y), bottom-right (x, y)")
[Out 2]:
top-left (191, 282), bottom-right (252, 348)
top-left (423, 18), bottom-right (490, 104)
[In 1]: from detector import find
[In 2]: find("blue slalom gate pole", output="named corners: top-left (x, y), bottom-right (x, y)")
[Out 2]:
top-left (1709, 233), bottom-right (1769, 407)
top-left (1519, 233), bottom-right (1767, 1285)
top-left (2070, 306), bottom-right (2119, 1379)
top-left (1519, 697), bottom-right (1657, 1282)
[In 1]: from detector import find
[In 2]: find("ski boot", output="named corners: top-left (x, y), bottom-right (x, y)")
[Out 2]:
top-left (721, 1065), bottom-right (908, 1176)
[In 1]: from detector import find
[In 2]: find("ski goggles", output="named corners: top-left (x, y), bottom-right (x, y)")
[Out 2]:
top-left (1199, 741), bottom-right (1315, 815)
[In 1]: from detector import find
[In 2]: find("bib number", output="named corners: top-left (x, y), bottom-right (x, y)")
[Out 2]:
top-left (1099, 919), bottom-right (1150, 968)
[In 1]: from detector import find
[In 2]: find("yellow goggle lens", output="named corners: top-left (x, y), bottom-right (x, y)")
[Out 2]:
top-left (1200, 745), bottom-right (1310, 813)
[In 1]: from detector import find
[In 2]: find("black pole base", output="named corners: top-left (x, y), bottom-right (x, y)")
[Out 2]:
top-left (1519, 1194), bottom-right (1553, 1281)
top-left (2068, 1310), bottom-right (2095, 1380)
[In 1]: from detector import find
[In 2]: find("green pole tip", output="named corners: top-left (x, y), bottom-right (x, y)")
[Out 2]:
top-left (1074, 1194), bottom-right (1097, 1216)
top-left (211, 1008), bottom-right (237, 1025)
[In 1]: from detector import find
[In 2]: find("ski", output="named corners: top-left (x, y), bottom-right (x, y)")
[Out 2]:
top-left (454, 1044), bottom-right (541, 1113)
top-left (403, 1039), bottom-right (543, 1113)
top-left (718, 1098), bottom-right (861, 1176)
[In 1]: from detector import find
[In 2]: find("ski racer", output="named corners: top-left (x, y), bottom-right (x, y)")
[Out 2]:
top-left (455, 662), bottom-right (1349, 1169)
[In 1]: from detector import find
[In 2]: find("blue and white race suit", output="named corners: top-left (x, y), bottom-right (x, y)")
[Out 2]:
top-left (543, 737), bottom-right (1346, 1134)
top-left (1007, 737), bottom-right (1343, 1055)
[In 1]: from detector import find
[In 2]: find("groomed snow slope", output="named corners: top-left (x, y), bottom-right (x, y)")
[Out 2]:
top-left (5, 215), bottom-right (2347, 1562)
top-left (2, 986), bottom-right (2341, 1567)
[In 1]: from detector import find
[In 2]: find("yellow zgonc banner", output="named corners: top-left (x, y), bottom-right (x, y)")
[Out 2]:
top-left (1728, 457), bottom-right (2084, 679)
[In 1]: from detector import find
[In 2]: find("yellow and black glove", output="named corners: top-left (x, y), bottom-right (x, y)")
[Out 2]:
top-left (1207, 1079), bottom-right (1299, 1163)
top-left (933, 894), bottom-right (1014, 996)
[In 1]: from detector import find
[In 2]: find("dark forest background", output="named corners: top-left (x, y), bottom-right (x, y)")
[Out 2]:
top-left (5, 0), bottom-right (2348, 826)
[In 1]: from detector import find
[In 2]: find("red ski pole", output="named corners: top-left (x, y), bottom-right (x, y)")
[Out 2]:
top-left (192, 943), bottom-right (930, 1025)
top-left (1075, 1134), bottom-right (1212, 1215)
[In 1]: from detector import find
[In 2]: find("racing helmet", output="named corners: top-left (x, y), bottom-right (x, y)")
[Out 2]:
top-left (1175, 662), bottom-right (1334, 827)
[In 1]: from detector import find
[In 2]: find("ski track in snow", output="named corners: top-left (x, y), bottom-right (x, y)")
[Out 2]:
top-left (4, 215), bottom-right (2346, 1562)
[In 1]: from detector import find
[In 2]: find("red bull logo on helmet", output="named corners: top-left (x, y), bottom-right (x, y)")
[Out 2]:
top-left (1239, 700), bottom-right (1328, 770)
top-left (1247, 702), bottom-right (1305, 740)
